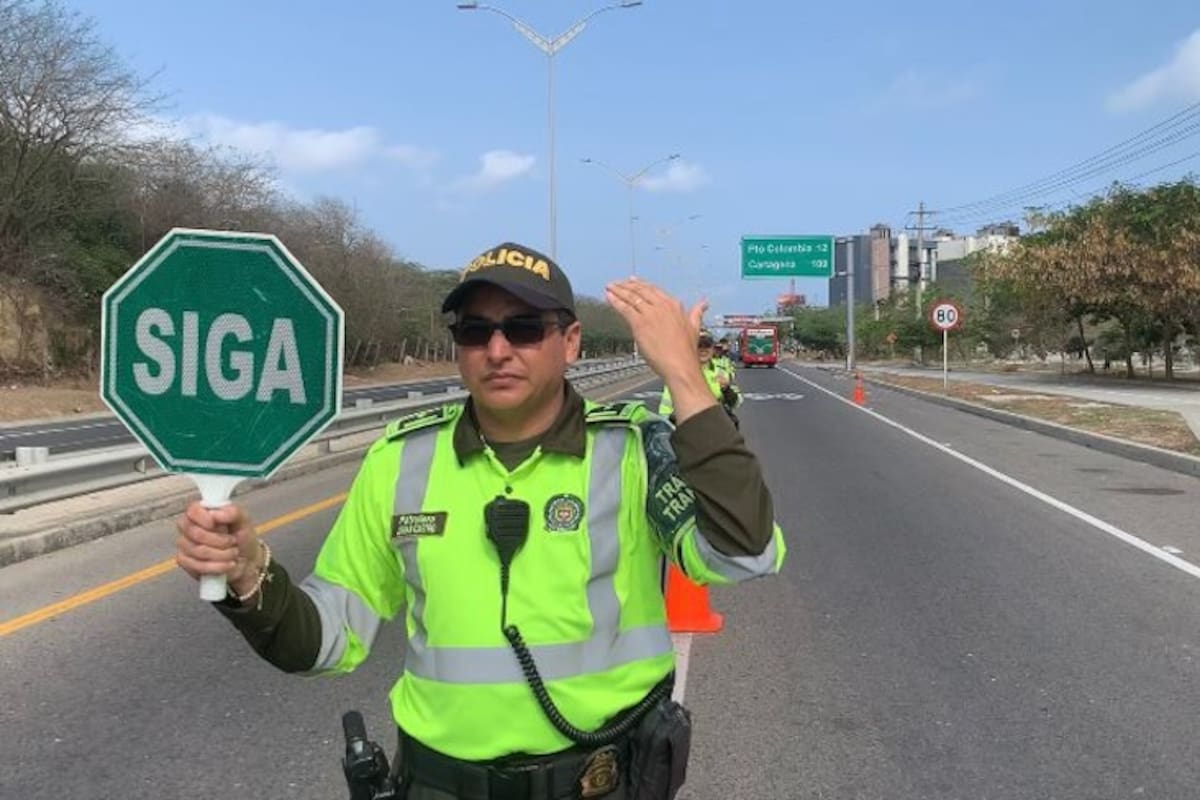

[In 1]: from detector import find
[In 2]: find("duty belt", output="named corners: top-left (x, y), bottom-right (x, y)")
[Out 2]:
top-left (398, 731), bottom-right (626, 800)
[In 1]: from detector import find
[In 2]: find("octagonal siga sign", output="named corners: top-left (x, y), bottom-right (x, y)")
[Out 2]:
top-left (100, 229), bottom-right (344, 479)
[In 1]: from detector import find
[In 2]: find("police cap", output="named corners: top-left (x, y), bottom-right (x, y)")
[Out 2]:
top-left (442, 242), bottom-right (576, 316)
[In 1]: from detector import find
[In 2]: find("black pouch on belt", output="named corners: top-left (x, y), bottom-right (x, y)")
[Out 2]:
top-left (627, 699), bottom-right (692, 800)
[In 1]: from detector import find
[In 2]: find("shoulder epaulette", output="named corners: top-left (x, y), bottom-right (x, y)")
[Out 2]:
top-left (385, 404), bottom-right (461, 440)
top-left (585, 400), bottom-right (643, 425)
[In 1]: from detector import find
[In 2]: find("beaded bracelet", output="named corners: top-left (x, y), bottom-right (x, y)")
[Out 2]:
top-left (233, 540), bottom-right (272, 609)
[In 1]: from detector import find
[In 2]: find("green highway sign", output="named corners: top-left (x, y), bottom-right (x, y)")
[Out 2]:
top-left (100, 229), bottom-right (344, 478)
top-left (741, 235), bottom-right (834, 279)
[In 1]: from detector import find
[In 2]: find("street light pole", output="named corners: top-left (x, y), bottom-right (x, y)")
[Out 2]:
top-left (837, 237), bottom-right (857, 372)
top-left (580, 153), bottom-right (681, 276)
top-left (457, 1), bottom-right (642, 260)
top-left (547, 54), bottom-right (556, 258)
top-left (847, 237), bottom-right (857, 372)
top-left (657, 214), bottom-right (701, 263)
top-left (657, 214), bottom-right (702, 243)
top-left (627, 182), bottom-right (636, 273)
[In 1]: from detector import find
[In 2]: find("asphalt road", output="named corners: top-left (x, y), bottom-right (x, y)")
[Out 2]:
top-left (3, 364), bottom-right (1200, 798)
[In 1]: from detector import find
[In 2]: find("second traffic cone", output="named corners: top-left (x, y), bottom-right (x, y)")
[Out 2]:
top-left (665, 564), bottom-right (723, 634)
top-left (852, 371), bottom-right (866, 406)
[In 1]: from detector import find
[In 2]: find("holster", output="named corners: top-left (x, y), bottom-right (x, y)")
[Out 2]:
top-left (627, 699), bottom-right (692, 800)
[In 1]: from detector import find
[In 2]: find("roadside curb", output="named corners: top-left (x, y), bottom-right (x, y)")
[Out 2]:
top-left (820, 366), bottom-right (1200, 480)
top-left (0, 446), bottom-right (366, 568)
top-left (0, 369), bottom-right (656, 569)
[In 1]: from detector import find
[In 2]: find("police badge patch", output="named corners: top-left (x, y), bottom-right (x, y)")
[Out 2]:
top-left (544, 494), bottom-right (585, 532)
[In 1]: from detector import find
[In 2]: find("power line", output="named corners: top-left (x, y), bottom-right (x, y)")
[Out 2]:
top-left (936, 118), bottom-right (1200, 224)
top-left (933, 100), bottom-right (1200, 223)
top-left (937, 149), bottom-right (1200, 229)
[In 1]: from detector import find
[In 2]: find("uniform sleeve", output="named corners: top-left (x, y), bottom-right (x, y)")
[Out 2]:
top-left (213, 558), bottom-right (323, 673)
top-left (657, 386), bottom-right (673, 417)
top-left (638, 407), bottom-right (785, 586)
top-left (303, 438), bottom-right (406, 674)
top-left (212, 437), bottom-right (404, 674)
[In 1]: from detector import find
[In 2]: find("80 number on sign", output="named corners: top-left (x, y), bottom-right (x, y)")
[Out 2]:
top-left (929, 301), bottom-right (963, 332)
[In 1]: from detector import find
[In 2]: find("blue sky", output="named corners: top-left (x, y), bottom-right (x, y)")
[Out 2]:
top-left (72, 0), bottom-right (1200, 314)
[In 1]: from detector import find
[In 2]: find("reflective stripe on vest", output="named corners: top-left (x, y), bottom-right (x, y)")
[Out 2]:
top-left (301, 575), bottom-right (386, 672)
top-left (394, 425), bottom-right (673, 685)
top-left (691, 527), bottom-right (779, 581)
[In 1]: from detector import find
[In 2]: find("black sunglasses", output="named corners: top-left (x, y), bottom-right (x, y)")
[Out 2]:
top-left (449, 314), bottom-right (569, 348)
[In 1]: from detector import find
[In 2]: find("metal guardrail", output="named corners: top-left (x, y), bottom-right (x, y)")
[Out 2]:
top-left (0, 359), bottom-right (648, 514)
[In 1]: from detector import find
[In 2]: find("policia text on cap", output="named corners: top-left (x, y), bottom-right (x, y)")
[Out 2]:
top-left (175, 242), bottom-right (786, 800)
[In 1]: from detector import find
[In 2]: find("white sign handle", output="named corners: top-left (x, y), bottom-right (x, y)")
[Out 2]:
top-left (188, 473), bottom-right (246, 602)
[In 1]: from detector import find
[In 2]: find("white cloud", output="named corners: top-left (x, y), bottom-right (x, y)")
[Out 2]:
top-left (126, 113), bottom-right (439, 174)
top-left (638, 160), bottom-right (711, 193)
top-left (1107, 28), bottom-right (1200, 112)
top-left (183, 115), bottom-right (380, 172)
top-left (451, 149), bottom-right (536, 194)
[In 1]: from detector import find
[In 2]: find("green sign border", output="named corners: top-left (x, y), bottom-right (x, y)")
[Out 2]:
top-left (99, 228), bottom-right (345, 478)
top-left (740, 235), bottom-right (834, 279)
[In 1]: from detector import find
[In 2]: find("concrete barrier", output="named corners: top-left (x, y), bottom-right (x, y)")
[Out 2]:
top-left (0, 361), bottom-right (648, 514)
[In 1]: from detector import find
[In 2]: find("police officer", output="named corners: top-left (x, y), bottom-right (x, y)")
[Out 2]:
top-left (658, 329), bottom-right (741, 425)
top-left (175, 242), bottom-right (785, 800)
top-left (711, 339), bottom-right (740, 402)
top-left (713, 339), bottom-right (736, 381)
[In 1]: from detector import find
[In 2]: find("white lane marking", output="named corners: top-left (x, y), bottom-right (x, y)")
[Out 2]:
top-left (671, 633), bottom-right (692, 702)
top-left (781, 366), bottom-right (1200, 582)
top-left (0, 421), bottom-right (119, 438)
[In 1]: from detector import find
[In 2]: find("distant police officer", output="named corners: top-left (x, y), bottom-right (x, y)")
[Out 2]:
top-left (658, 329), bottom-right (741, 426)
top-left (711, 340), bottom-right (740, 405)
top-left (712, 340), bottom-right (736, 382)
top-left (175, 242), bottom-right (785, 800)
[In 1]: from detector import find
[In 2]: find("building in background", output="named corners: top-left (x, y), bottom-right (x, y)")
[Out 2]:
top-left (889, 233), bottom-right (939, 296)
top-left (869, 224), bottom-right (892, 303)
top-left (933, 222), bottom-right (1020, 294)
top-left (824, 222), bottom-right (1017, 308)
top-left (828, 234), bottom-right (872, 307)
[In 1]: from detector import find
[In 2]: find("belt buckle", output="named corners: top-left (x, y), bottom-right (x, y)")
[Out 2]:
top-left (578, 744), bottom-right (621, 798)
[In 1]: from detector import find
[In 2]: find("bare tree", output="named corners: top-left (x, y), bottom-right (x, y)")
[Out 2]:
top-left (123, 139), bottom-right (275, 248)
top-left (0, 0), bottom-right (161, 263)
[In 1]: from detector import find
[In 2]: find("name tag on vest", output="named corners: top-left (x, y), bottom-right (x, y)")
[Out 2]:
top-left (392, 512), bottom-right (448, 539)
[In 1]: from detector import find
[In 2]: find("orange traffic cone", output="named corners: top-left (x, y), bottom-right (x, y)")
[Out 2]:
top-left (852, 371), bottom-right (866, 406)
top-left (665, 565), bottom-right (724, 634)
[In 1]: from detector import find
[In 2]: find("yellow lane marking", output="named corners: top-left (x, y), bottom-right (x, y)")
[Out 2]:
top-left (0, 494), bottom-right (347, 638)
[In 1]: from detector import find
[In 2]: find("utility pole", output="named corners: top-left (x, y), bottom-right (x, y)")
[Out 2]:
top-left (906, 201), bottom-right (938, 317)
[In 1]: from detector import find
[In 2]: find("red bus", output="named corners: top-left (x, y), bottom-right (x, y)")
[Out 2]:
top-left (739, 325), bottom-right (778, 368)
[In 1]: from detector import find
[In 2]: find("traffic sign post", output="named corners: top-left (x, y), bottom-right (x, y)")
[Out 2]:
top-left (740, 235), bottom-right (833, 279)
top-left (101, 229), bottom-right (344, 601)
top-left (929, 300), bottom-right (963, 391)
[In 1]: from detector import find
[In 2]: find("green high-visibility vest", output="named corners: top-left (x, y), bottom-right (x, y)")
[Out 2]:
top-left (296, 399), bottom-right (785, 760)
top-left (658, 363), bottom-right (724, 417)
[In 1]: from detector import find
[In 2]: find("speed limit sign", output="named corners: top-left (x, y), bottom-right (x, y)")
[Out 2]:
top-left (930, 300), bottom-right (963, 332)
top-left (929, 300), bottom-right (963, 390)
